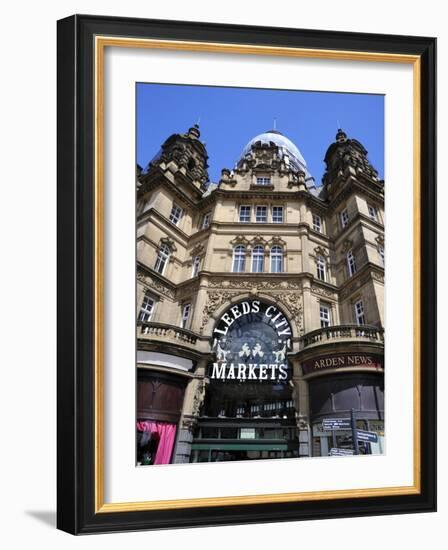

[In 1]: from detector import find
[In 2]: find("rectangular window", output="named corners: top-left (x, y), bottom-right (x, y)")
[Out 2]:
top-left (354, 300), bottom-right (366, 325)
top-left (340, 208), bottom-right (349, 228)
top-left (139, 294), bottom-right (155, 322)
top-left (239, 205), bottom-right (251, 223)
top-left (272, 206), bottom-right (284, 223)
top-left (201, 212), bottom-right (211, 229)
top-left (256, 206), bottom-right (268, 223)
top-left (319, 304), bottom-right (331, 328)
top-left (154, 244), bottom-right (170, 275)
top-left (312, 214), bottom-right (322, 233)
top-left (191, 255), bottom-right (200, 277)
top-left (316, 256), bottom-right (327, 281)
top-left (256, 177), bottom-right (271, 186)
top-left (181, 303), bottom-right (191, 328)
top-left (368, 204), bottom-right (378, 221)
top-left (347, 249), bottom-right (357, 277)
top-left (169, 203), bottom-right (183, 225)
top-left (379, 246), bottom-right (385, 267)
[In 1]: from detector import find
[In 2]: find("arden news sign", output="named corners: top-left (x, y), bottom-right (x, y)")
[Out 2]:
top-left (209, 300), bottom-right (292, 383)
top-left (302, 353), bottom-right (383, 375)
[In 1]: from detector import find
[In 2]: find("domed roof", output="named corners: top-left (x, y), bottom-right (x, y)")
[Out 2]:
top-left (241, 129), bottom-right (308, 172)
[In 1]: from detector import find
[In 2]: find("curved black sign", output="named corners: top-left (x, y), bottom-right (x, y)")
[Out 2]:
top-left (209, 300), bottom-right (292, 382)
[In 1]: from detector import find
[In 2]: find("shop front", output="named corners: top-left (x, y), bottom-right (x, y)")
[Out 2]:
top-left (136, 368), bottom-right (188, 465)
top-left (303, 354), bottom-right (384, 456)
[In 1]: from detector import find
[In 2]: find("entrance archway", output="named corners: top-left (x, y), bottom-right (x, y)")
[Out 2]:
top-left (191, 299), bottom-right (299, 463)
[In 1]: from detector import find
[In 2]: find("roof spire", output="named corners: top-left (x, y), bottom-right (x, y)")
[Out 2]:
top-left (187, 123), bottom-right (200, 139)
top-left (336, 128), bottom-right (347, 142)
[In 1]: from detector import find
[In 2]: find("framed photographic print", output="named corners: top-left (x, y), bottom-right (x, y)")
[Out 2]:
top-left (57, 14), bottom-right (436, 534)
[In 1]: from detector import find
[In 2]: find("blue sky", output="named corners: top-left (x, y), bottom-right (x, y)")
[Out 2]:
top-left (137, 83), bottom-right (384, 185)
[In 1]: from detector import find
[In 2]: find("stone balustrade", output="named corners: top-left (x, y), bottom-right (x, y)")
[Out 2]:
top-left (138, 321), bottom-right (199, 346)
top-left (300, 324), bottom-right (384, 349)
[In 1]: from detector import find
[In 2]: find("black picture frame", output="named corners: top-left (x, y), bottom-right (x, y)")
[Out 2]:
top-left (57, 14), bottom-right (436, 534)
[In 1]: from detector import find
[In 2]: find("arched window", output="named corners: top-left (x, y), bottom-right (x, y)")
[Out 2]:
top-left (316, 255), bottom-right (327, 281)
top-left (154, 244), bottom-right (170, 275)
top-left (270, 245), bottom-right (283, 273)
top-left (232, 245), bottom-right (246, 273)
top-left (251, 245), bottom-right (264, 273)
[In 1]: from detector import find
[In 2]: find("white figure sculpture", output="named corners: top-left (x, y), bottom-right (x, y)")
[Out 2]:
top-left (216, 341), bottom-right (230, 361)
top-left (273, 343), bottom-right (287, 362)
top-left (252, 342), bottom-right (264, 358)
top-left (239, 343), bottom-right (251, 358)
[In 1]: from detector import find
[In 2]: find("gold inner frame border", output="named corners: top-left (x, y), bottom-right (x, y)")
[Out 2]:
top-left (94, 35), bottom-right (421, 513)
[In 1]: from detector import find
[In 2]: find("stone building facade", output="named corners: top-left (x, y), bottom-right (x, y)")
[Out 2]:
top-left (136, 124), bottom-right (385, 465)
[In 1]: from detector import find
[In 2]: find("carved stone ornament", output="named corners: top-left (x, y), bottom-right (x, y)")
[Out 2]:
top-left (250, 236), bottom-right (267, 247)
top-left (375, 234), bottom-right (385, 246)
top-left (314, 245), bottom-right (329, 257)
top-left (341, 239), bottom-right (353, 253)
top-left (200, 290), bottom-right (239, 332)
top-left (230, 235), bottom-right (249, 246)
top-left (181, 415), bottom-right (197, 431)
top-left (208, 278), bottom-right (301, 290)
top-left (311, 285), bottom-right (335, 299)
top-left (371, 271), bottom-right (385, 283)
top-left (190, 242), bottom-right (205, 257)
top-left (160, 236), bottom-right (177, 252)
top-left (278, 293), bottom-right (304, 334)
top-left (191, 377), bottom-right (208, 417)
top-left (268, 235), bottom-right (286, 247)
top-left (296, 415), bottom-right (309, 430)
top-left (137, 270), bottom-right (175, 299)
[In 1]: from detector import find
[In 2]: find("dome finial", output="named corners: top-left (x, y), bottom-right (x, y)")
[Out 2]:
top-left (336, 128), bottom-right (347, 143)
top-left (187, 122), bottom-right (200, 139)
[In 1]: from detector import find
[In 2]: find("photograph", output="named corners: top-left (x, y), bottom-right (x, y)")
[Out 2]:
top-left (54, 13), bottom-right (436, 534)
top-left (135, 83), bottom-right (385, 466)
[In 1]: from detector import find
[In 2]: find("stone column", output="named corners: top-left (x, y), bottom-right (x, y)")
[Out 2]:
top-left (172, 361), bottom-right (208, 464)
top-left (290, 359), bottom-right (311, 457)
top-left (136, 280), bottom-right (147, 316)
top-left (301, 278), bottom-right (313, 333)
top-left (191, 279), bottom-right (209, 334)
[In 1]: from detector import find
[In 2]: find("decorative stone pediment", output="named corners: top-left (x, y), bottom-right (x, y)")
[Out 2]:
top-left (230, 235), bottom-right (250, 247)
top-left (268, 236), bottom-right (286, 247)
top-left (190, 243), bottom-right (205, 257)
top-left (250, 236), bottom-right (267, 247)
top-left (375, 235), bottom-right (385, 246)
top-left (314, 246), bottom-right (329, 257)
top-left (160, 237), bottom-right (177, 253)
top-left (341, 239), bottom-right (353, 253)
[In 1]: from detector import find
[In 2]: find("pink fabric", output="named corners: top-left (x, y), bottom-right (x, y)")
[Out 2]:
top-left (137, 421), bottom-right (177, 465)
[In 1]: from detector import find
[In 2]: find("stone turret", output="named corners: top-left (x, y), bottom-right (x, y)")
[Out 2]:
top-left (146, 124), bottom-right (209, 191)
top-left (322, 129), bottom-right (383, 198)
